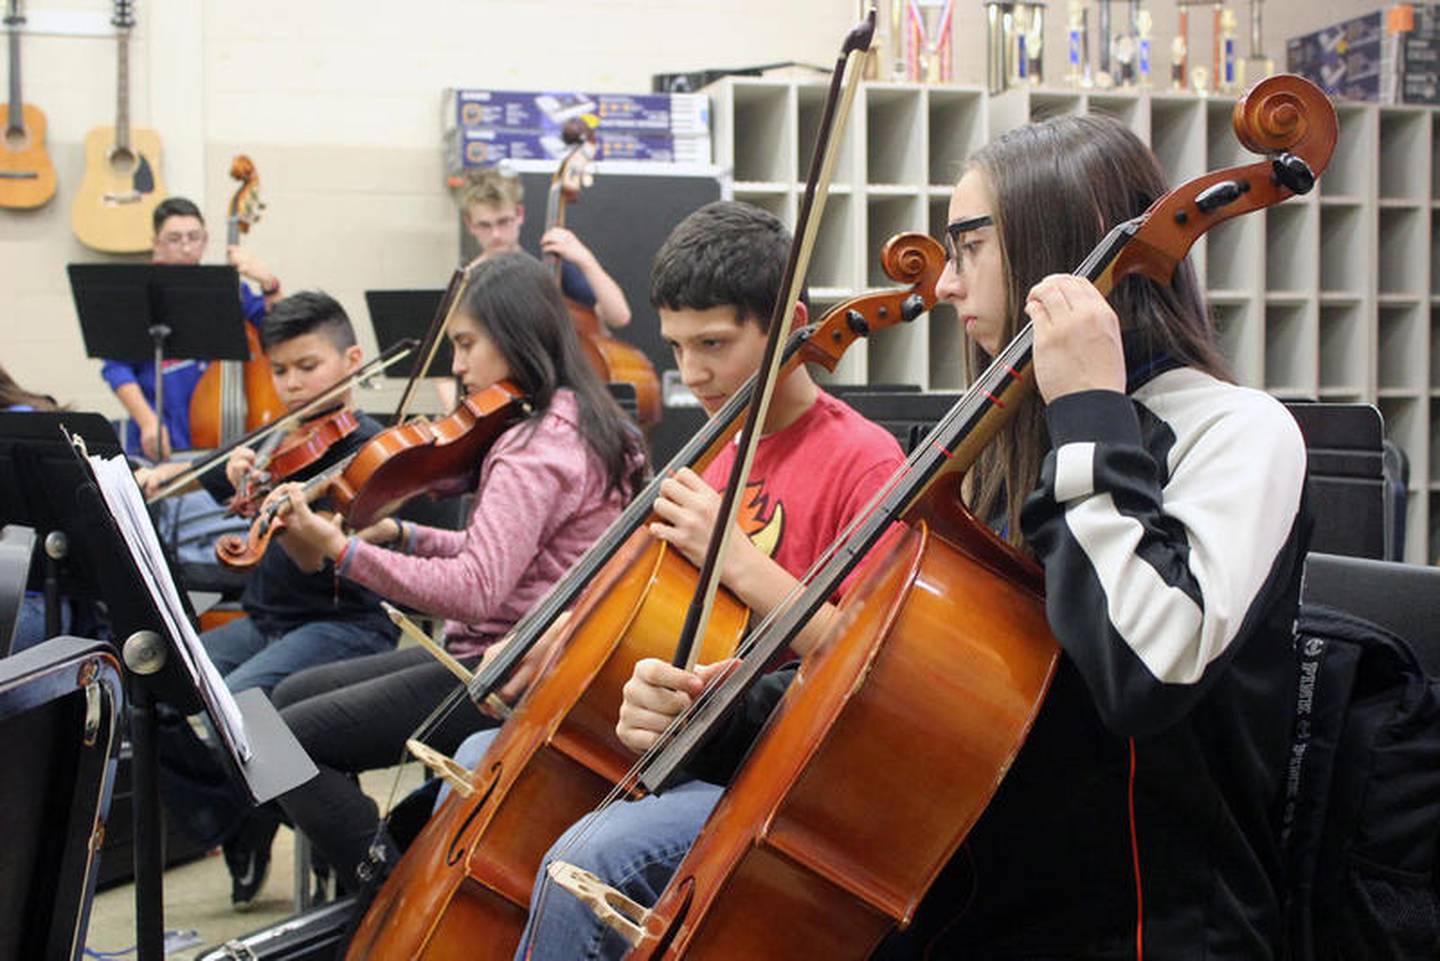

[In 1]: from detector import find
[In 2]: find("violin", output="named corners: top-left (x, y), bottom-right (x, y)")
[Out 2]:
top-left (547, 122), bottom-right (663, 429)
top-left (215, 382), bottom-right (529, 569)
top-left (582, 74), bottom-right (1340, 959)
top-left (189, 154), bottom-right (286, 448)
top-left (340, 231), bottom-right (946, 961)
top-left (227, 405), bottom-right (361, 517)
top-left (146, 337), bottom-right (417, 504)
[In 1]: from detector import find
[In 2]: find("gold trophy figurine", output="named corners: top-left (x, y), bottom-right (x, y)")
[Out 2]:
top-left (1191, 63), bottom-right (1210, 96)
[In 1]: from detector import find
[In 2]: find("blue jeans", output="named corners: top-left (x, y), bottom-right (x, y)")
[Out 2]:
top-left (201, 615), bottom-right (396, 695)
top-left (515, 779), bottom-right (724, 961)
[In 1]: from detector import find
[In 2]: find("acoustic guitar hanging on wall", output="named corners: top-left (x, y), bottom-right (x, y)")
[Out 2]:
top-left (0, 0), bottom-right (57, 208)
top-left (71, 0), bottom-right (164, 252)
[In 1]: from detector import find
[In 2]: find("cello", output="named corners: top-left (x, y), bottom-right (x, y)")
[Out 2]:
top-left (189, 154), bottom-right (286, 448)
top-left (546, 122), bottom-right (662, 429)
top-left (545, 74), bottom-right (1338, 959)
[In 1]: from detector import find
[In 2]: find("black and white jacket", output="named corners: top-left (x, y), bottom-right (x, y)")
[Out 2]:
top-left (694, 365), bottom-right (1312, 960)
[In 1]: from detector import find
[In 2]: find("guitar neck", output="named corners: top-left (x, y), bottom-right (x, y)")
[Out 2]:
top-left (227, 216), bottom-right (240, 247)
top-left (6, 18), bottom-right (20, 132)
top-left (115, 27), bottom-right (130, 150)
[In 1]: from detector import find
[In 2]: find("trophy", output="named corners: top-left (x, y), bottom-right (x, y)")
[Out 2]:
top-left (1019, 2), bottom-right (1045, 84)
top-left (909, 0), bottom-right (956, 83)
top-left (1217, 6), bottom-right (1237, 91)
top-left (984, 1), bottom-right (1046, 92)
top-left (1095, 0), bottom-right (1115, 87)
top-left (1172, 0), bottom-right (1189, 90)
top-left (1191, 63), bottom-right (1211, 96)
top-left (1240, 0), bottom-right (1274, 86)
top-left (1210, 1), bottom-right (1223, 93)
top-left (1136, 8), bottom-right (1153, 86)
top-left (1066, 0), bottom-right (1090, 86)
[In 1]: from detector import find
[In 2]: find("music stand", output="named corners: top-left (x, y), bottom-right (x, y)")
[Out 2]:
top-left (365, 289), bottom-right (452, 379)
top-left (67, 264), bottom-right (251, 451)
top-left (0, 414), bottom-right (316, 961)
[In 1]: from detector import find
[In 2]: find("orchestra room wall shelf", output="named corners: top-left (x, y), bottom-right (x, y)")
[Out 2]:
top-left (707, 78), bottom-right (1440, 566)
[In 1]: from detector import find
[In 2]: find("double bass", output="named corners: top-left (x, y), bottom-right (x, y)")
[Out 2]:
top-left (550, 74), bottom-right (1339, 959)
top-left (546, 123), bottom-right (662, 429)
top-left (189, 154), bottom-right (285, 448)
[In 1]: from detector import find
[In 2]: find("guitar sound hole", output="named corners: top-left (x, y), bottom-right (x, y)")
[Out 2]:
top-left (4, 127), bottom-right (30, 151)
top-left (107, 146), bottom-right (137, 175)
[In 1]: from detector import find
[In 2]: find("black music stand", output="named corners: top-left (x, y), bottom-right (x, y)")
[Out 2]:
top-left (365, 289), bottom-right (452, 379)
top-left (0, 412), bottom-right (123, 641)
top-left (0, 414), bottom-right (316, 961)
top-left (67, 264), bottom-right (251, 452)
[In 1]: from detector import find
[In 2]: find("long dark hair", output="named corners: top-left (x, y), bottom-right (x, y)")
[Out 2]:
top-left (963, 113), bottom-right (1229, 547)
top-left (458, 251), bottom-right (646, 497)
top-left (0, 364), bottom-right (60, 411)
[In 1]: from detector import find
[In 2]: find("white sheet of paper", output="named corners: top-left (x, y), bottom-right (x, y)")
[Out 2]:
top-left (88, 453), bottom-right (252, 761)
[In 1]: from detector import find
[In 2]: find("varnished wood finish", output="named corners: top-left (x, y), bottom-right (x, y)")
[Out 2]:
top-left (632, 508), bottom-right (1057, 959)
top-left (344, 533), bottom-right (749, 960)
top-left (330, 381), bottom-right (527, 530)
top-left (70, 124), bottom-right (163, 252)
top-left (189, 322), bottom-right (286, 449)
top-left (0, 103), bottom-right (56, 208)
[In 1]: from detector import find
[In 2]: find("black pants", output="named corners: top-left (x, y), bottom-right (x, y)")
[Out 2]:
top-left (273, 645), bottom-right (497, 890)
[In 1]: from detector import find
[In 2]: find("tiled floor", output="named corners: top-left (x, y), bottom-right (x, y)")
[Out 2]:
top-left (84, 764), bottom-right (425, 960)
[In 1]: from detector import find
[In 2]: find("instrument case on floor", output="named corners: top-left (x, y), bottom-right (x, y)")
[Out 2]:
top-left (0, 636), bottom-right (124, 961)
top-left (193, 897), bottom-right (358, 961)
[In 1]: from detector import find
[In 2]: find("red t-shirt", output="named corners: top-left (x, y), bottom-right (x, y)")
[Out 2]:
top-left (701, 390), bottom-right (905, 595)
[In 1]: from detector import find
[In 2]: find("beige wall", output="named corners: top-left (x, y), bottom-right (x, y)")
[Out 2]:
top-left (0, 0), bottom-right (1388, 420)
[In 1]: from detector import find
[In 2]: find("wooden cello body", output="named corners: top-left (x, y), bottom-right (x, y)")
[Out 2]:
top-left (346, 530), bottom-right (748, 961)
top-left (627, 483), bottom-right (1057, 958)
top-left (190, 155), bottom-right (284, 448)
top-left (342, 234), bottom-right (948, 961)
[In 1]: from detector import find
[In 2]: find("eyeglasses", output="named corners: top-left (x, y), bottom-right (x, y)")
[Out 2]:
top-left (945, 215), bottom-right (993, 258)
top-left (158, 230), bottom-right (207, 247)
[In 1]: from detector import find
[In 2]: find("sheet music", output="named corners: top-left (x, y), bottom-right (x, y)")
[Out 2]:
top-left (87, 453), bottom-right (252, 761)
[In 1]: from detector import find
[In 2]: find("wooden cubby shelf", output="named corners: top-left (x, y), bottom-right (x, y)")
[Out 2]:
top-left (708, 78), bottom-right (1439, 562)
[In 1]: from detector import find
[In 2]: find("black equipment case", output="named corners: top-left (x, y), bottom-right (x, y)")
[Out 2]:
top-left (0, 636), bottom-right (124, 961)
top-left (193, 896), bottom-right (358, 961)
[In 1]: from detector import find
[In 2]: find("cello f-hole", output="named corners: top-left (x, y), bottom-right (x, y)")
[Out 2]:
top-left (446, 764), bottom-right (504, 867)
